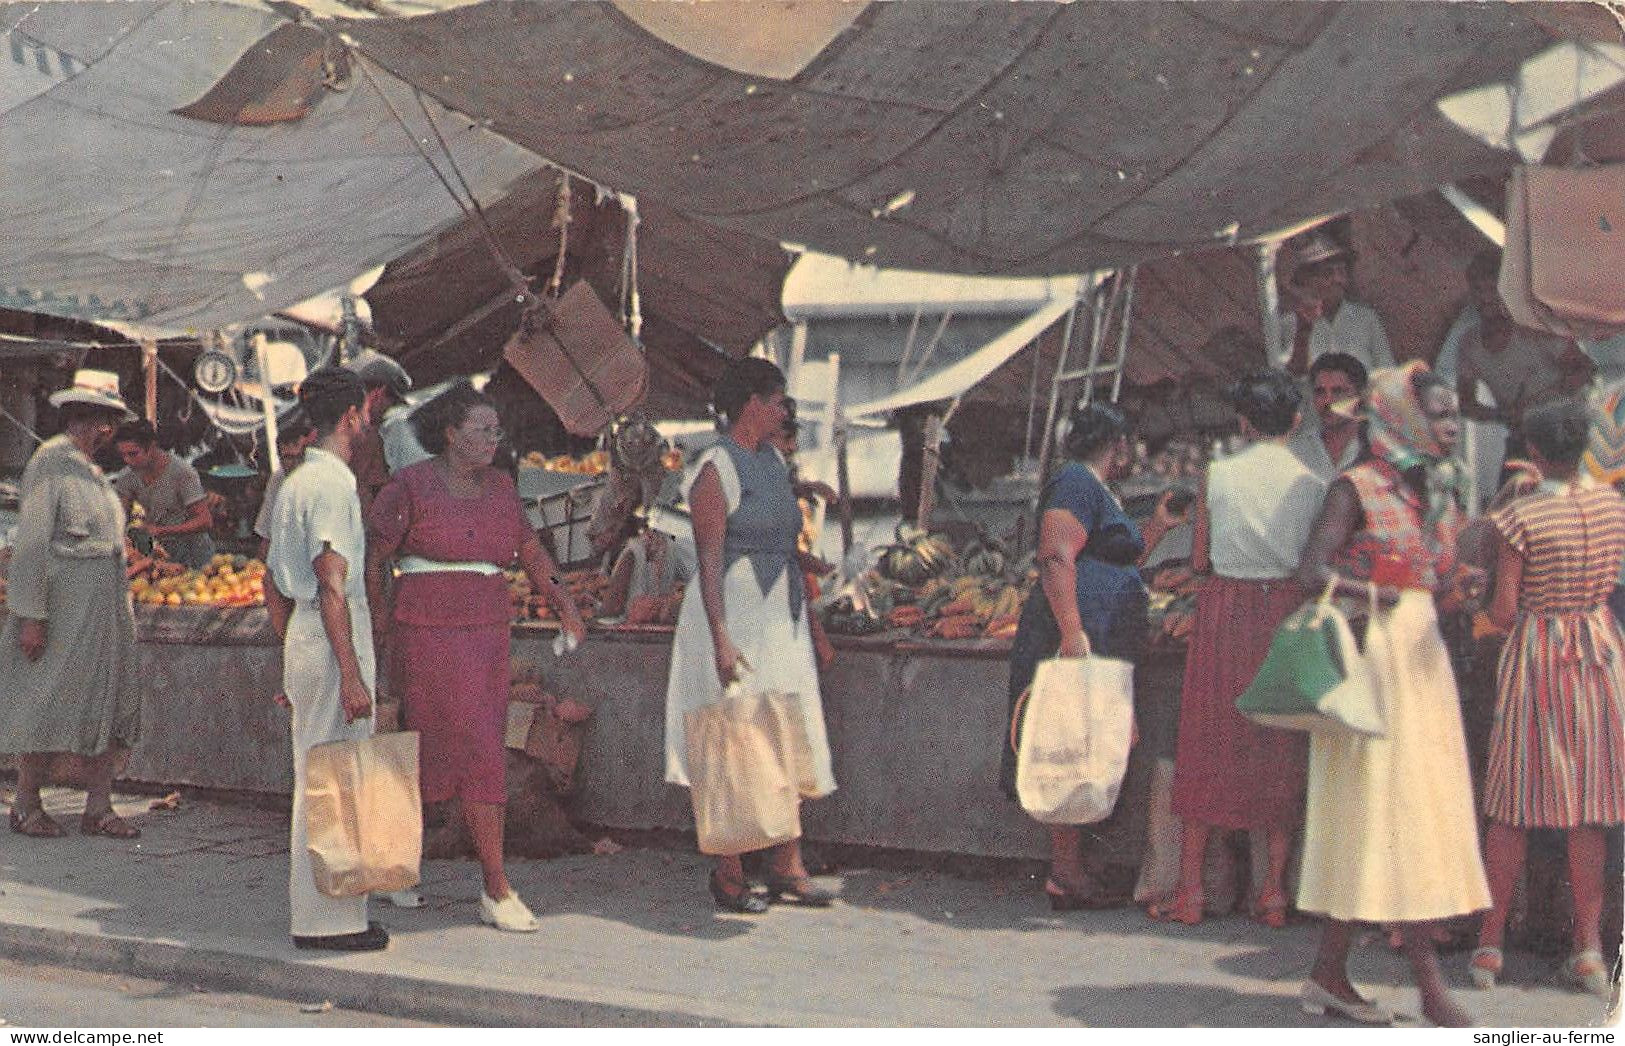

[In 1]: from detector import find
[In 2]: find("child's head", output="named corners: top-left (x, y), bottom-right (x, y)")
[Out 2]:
top-left (1524, 397), bottom-right (1590, 473)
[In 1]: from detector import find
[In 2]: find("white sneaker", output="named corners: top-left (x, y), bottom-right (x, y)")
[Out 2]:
top-left (382, 889), bottom-right (424, 909)
top-left (480, 890), bottom-right (539, 932)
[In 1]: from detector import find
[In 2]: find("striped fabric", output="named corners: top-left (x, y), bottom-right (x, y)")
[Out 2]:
top-left (1332, 459), bottom-right (1461, 589)
top-left (1484, 485), bottom-right (1625, 827)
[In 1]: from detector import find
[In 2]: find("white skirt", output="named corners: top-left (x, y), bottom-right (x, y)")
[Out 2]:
top-left (1297, 592), bottom-right (1490, 922)
top-left (663, 559), bottom-right (834, 794)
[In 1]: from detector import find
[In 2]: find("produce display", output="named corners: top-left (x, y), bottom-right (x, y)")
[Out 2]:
top-left (823, 529), bottom-right (1034, 642)
top-left (130, 553), bottom-right (267, 607)
top-left (519, 448), bottom-right (684, 474)
top-left (509, 567), bottom-right (610, 622)
top-left (1145, 563), bottom-right (1202, 653)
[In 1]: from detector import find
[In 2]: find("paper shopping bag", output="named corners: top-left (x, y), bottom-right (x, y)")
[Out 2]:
top-left (684, 685), bottom-right (803, 856)
top-left (305, 731), bottom-right (423, 897)
top-left (1014, 654), bottom-right (1135, 825)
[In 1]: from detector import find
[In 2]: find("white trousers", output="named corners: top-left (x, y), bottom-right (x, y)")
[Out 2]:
top-left (285, 598), bottom-right (375, 938)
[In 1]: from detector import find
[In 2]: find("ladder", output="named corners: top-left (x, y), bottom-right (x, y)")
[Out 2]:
top-left (1027, 266), bottom-right (1138, 538)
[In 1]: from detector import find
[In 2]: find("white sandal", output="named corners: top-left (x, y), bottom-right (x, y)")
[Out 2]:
top-left (382, 889), bottom-right (424, 909)
top-left (480, 890), bottom-right (539, 933)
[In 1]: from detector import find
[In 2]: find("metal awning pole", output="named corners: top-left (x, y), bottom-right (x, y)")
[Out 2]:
top-left (252, 332), bottom-right (281, 475)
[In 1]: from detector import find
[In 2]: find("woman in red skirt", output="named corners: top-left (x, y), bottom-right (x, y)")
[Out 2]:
top-left (1152, 370), bottom-right (1326, 926)
top-left (367, 381), bottom-right (586, 932)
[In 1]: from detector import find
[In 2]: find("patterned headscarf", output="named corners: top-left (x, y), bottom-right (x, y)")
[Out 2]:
top-left (1584, 379), bottom-right (1625, 486)
top-left (1363, 360), bottom-right (1466, 524)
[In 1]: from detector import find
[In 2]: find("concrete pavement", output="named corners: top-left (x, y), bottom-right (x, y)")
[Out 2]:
top-left (0, 787), bottom-right (1616, 1028)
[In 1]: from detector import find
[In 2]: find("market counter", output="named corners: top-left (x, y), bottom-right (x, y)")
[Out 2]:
top-left (0, 604), bottom-right (1172, 865)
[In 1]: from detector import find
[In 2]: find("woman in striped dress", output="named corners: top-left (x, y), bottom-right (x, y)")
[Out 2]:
top-left (1471, 397), bottom-right (1625, 999)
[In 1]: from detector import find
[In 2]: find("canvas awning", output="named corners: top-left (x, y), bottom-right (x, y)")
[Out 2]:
top-left (844, 292), bottom-right (1081, 419)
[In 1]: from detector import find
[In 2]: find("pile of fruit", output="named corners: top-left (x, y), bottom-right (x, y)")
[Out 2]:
top-left (823, 531), bottom-right (1033, 643)
top-left (520, 450), bottom-right (611, 475)
top-left (130, 554), bottom-right (266, 607)
top-left (508, 567), bottom-right (611, 622)
top-left (1145, 563), bottom-right (1202, 651)
top-left (621, 587), bottom-right (684, 626)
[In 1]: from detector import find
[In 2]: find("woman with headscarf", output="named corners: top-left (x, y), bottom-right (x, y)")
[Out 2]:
top-left (1469, 397), bottom-right (1625, 999)
top-left (0, 371), bottom-right (142, 839)
top-left (1291, 361), bottom-right (1490, 1027)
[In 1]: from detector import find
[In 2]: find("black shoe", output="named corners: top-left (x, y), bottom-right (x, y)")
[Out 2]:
top-left (709, 871), bottom-right (769, 914)
top-left (293, 921), bottom-right (390, 951)
top-left (763, 874), bottom-right (835, 907)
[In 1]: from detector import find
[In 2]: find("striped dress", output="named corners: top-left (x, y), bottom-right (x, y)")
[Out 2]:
top-left (1486, 483), bottom-right (1625, 828)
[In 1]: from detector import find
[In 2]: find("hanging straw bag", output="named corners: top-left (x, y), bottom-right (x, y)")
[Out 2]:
top-left (305, 731), bottom-right (424, 898)
top-left (684, 665), bottom-right (813, 856)
top-left (1012, 653), bottom-right (1136, 825)
top-left (1235, 576), bottom-right (1384, 736)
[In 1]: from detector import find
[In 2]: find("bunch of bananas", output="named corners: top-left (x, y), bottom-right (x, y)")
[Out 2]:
top-left (875, 524), bottom-right (955, 586)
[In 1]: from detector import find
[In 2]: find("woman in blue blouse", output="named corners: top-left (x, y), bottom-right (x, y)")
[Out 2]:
top-left (1003, 401), bottom-right (1182, 908)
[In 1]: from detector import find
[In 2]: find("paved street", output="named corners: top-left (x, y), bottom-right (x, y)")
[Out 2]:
top-left (0, 787), bottom-right (1616, 1028)
top-left (0, 958), bottom-right (430, 1028)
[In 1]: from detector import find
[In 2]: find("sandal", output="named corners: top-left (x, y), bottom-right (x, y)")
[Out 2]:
top-left (1560, 950), bottom-right (1613, 999)
top-left (708, 871), bottom-right (768, 915)
top-left (1469, 946), bottom-right (1503, 990)
top-left (1146, 892), bottom-right (1204, 926)
top-left (8, 807), bottom-right (65, 838)
top-left (80, 811), bottom-right (140, 839)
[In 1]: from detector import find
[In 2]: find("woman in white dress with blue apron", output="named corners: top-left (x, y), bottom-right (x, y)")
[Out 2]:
top-left (664, 358), bottom-right (836, 912)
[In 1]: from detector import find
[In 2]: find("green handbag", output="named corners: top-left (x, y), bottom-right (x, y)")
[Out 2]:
top-left (1235, 575), bottom-right (1385, 736)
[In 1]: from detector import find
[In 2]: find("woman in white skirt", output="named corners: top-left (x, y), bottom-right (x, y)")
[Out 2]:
top-left (1292, 362), bottom-right (1490, 1027)
top-left (664, 358), bottom-right (835, 913)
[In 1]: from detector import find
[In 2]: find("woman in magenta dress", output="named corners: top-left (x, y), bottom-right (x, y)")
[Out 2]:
top-left (367, 381), bottom-right (586, 933)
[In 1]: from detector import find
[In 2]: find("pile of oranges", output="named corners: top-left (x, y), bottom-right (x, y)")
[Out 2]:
top-left (131, 554), bottom-right (266, 607)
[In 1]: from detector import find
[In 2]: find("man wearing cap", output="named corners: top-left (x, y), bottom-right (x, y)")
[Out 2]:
top-left (0, 370), bottom-right (144, 840)
top-left (344, 349), bottom-right (427, 517)
top-left (1268, 230), bottom-right (1396, 378)
top-left (112, 419), bottom-right (215, 570)
top-left (264, 367), bottom-right (388, 952)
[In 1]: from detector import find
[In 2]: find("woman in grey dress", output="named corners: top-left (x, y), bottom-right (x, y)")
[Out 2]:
top-left (1, 371), bottom-right (142, 839)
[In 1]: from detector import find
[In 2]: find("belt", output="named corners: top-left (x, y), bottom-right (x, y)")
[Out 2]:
top-left (396, 555), bottom-right (503, 577)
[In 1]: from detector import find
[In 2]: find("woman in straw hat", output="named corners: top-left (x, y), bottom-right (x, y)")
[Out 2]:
top-left (0, 370), bottom-right (143, 839)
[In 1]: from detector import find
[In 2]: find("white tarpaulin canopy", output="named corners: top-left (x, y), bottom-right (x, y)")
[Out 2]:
top-left (0, 0), bottom-right (539, 333)
top-left (844, 291), bottom-right (1082, 420)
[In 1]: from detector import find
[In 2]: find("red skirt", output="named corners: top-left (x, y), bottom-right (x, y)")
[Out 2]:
top-left (1171, 576), bottom-right (1309, 829)
top-left (393, 622), bottom-right (511, 805)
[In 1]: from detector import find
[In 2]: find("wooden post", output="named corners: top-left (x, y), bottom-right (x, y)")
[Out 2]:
top-left (835, 416), bottom-right (854, 558)
top-left (141, 339), bottom-right (158, 422)
top-left (915, 413), bottom-right (941, 529)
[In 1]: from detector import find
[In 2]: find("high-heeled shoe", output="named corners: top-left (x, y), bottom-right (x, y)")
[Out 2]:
top-left (763, 874), bottom-right (834, 907)
top-left (709, 871), bottom-right (768, 914)
top-left (1560, 950), bottom-right (1612, 999)
top-left (1298, 981), bottom-right (1395, 1025)
top-left (1044, 879), bottom-right (1118, 911)
top-left (1469, 946), bottom-right (1502, 990)
top-left (1249, 889), bottom-right (1288, 929)
top-left (1146, 891), bottom-right (1204, 925)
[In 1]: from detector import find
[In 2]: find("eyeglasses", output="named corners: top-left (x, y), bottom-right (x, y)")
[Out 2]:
top-left (461, 424), bottom-right (504, 441)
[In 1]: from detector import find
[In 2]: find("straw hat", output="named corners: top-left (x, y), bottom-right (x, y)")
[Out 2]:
top-left (1292, 228), bottom-right (1354, 268)
top-left (47, 369), bottom-right (135, 419)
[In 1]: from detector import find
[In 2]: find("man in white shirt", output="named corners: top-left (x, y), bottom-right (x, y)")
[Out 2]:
top-left (1267, 231), bottom-right (1395, 378)
top-left (264, 367), bottom-right (387, 952)
top-left (1288, 352), bottom-right (1369, 482)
